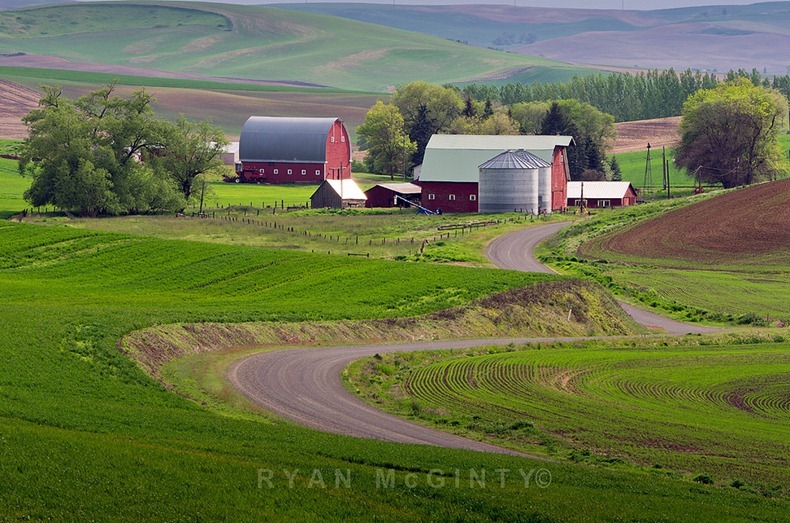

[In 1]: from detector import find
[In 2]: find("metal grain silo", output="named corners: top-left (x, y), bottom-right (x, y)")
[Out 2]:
top-left (478, 150), bottom-right (542, 214)
top-left (513, 149), bottom-right (553, 214)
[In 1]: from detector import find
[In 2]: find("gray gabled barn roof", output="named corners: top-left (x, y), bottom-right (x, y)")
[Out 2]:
top-left (239, 116), bottom-right (341, 163)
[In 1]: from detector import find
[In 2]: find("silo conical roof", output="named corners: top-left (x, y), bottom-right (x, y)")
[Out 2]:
top-left (512, 149), bottom-right (552, 169)
top-left (479, 150), bottom-right (540, 170)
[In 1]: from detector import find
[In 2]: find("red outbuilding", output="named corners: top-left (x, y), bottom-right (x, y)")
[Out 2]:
top-left (236, 117), bottom-right (351, 184)
top-left (566, 181), bottom-right (638, 208)
top-left (364, 182), bottom-right (422, 208)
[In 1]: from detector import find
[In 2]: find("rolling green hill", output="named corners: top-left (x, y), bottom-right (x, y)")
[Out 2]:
top-left (282, 2), bottom-right (790, 75)
top-left (0, 2), bottom-right (591, 92)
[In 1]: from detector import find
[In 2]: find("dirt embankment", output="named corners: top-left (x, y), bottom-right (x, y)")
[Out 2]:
top-left (120, 280), bottom-right (639, 380)
top-left (597, 178), bottom-right (790, 262)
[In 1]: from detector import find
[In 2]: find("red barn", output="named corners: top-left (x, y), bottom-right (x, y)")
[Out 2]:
top-left (417, 135), bottom-right (574, 213)
top-left (566, 181), bottom-right (638, 208)
top-left (364, 183), bottom-right (422, 208)
top-left (236, 117), bottom-right (351, 184)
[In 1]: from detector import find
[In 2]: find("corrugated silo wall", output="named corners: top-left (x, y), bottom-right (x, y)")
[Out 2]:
top-left (479, 167), bottom-right (539, 214)
top-left (538, 166), bottom-right (552, 214)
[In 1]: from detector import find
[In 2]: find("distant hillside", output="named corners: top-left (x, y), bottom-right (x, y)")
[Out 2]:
top-left (0, 2), bottom-right (592, 92)
top-left (282, 2), bottom-right (790, 75)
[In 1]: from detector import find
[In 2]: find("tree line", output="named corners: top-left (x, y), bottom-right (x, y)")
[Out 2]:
top-left (461, 69), bottom-right (790, 122)
top-left (358, 76), bottom-right (789, 189)
top-left (357, 81), bottom-right (616, 182)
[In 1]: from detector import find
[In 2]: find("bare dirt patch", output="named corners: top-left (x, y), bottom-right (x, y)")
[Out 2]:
top-left (613, 117), bottom-right (681, 154)
top-left (0, 79), bottom-right (39, 139)
top-left (597, 179), bottom-right (790, 262)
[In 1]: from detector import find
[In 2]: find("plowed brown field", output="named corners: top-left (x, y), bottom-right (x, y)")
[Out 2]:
top-left (598, 179), bottom-right (790, 262)
top-left (0, 79), bottom-right (38, 139)
top-left (613, 117), bottom-right (680, 154)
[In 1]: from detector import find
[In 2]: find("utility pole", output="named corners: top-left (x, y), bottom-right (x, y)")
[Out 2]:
top-left (198, 176), bottom-right (206, 216)
top-left (643, 143), bottom-right (653, 201)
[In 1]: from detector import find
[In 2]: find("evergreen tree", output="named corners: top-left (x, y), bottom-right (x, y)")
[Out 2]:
top-left (610, 156), bottom-right (622, 181)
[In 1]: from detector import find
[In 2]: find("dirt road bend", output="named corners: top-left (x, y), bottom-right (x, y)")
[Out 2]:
top-left (229, 337), bottom-right (583, 456)
top-left (488, 223), bottom-right (719, 335)
top-left (229, 222), bottom-right (717, 453)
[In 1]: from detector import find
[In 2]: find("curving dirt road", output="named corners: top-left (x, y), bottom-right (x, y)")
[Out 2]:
top-left (229, 337), bottom-right (585, 456)
top-left (229, 222), bottom-right (718, 452)
top-left (488, 224), bottom-right (720, 336)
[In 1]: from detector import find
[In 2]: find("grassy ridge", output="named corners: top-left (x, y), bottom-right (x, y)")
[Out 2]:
top-left (0, 3), bottom-right (587, 92)
top-left (5, 221), bottom-right (786, 519)
top-left (348, 337), bottom-right (789, 490)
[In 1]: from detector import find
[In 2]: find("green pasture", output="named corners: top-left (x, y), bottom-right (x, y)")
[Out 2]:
top-left (0, 3), bottom-right (588, 92)
top-left (0, 156), bottom-right (27, 219)
top-left (612, 148), bottom-right (697, 197)
top-left (538, 193), bottom-right (790, 322)
top-left (348, 337), bottom-right (789, 491)
top-left (5, 221), bottom-right (786, 519)
top-left (58, 206), bottom-right (554, 264)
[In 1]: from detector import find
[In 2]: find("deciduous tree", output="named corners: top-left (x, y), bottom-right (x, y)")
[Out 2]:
top-left (675, 79), bottom-right (789, 188)
top-left (19, 84), bottom-right (224, 215)
top-left (357, 101), bottom-right (416, 178)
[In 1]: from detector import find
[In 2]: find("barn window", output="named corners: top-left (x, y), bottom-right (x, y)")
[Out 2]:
top-left (259, 169), bottom-right (265, 174)
top-left (287, 169), bottom-right (292, 175)
top-left (599, 200), bottom-right (611, 208)
top-left (449, 194), bottom-right (456, 201)
top-left (301, 169), bottom-right (306, 175)
top-left (574, 199), bottom-right (588, 206)
top-left (469, 194), bottom-right (477, 201)
top-left (341, 136), bottom-right (345, 142)
top-left (274, 169), bottom-right (278, 174)
top-left (427, 194), bottom-right (436, 201)
top-left (315, 170), bottom-right (321, 175)
top-left (331, 136), bottom-right (335, 143)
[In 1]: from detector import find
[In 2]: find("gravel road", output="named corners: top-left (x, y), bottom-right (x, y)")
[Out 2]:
top-left (229, 222), bottom-right (718, 452)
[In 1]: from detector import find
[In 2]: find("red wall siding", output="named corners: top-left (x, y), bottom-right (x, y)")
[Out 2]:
top-left (420, 182), bottom-right (478, 213)
top-left (239, 162), bottom-right (325, 184)
top-left (551, 147), bottom-right (568, 211)
top-left (325, 120), bottom-right (351, 180)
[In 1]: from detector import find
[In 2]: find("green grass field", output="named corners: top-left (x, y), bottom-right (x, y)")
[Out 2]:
top-left (348, 337), bottom-right (789, 491)
top-left (0, 157), bottom-right (27, 218)
top-left (613, 148), bottom-right (697, 199)
top-left (0, 3), bottom-right (589, 92)
top-left (1, 220), bottom-right (787, 520)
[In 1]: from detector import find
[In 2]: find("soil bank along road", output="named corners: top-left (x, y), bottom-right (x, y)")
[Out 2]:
top-left (230, 222), bottom-right (718, 451)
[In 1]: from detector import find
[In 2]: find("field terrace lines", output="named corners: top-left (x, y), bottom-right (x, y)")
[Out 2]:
top-left (390, 345), bottom-right (789, 482)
